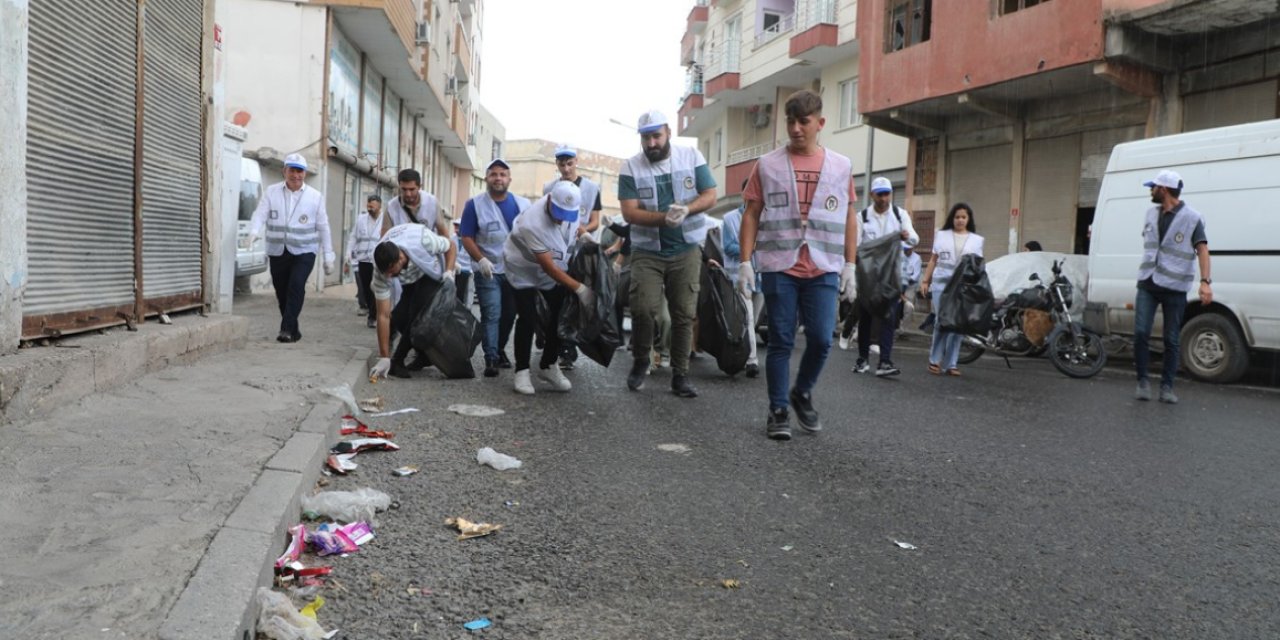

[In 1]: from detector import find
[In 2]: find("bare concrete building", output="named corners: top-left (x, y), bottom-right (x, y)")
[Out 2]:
top-left (504, 139), bottom-right (624, 223)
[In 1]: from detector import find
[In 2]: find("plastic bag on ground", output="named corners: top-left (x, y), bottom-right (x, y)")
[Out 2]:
top-left (476, 447), bottom-right (522, 470)
top-left (321, 385), bottom-right (360, 416)
top-left (409, 278), bottom-right (482, 379)
top-left (696, 231), bottom-right (750, 375)
top-left (300, 488), bottom-right (392, 525)
top-left (938, 254), bottom-right (995, 334)
top-left (256, 587), bottom-right (337, 640)
top-left (558, 243), bottom-right (623, 367)
top-left (854, 233), bottom-right (903, 319)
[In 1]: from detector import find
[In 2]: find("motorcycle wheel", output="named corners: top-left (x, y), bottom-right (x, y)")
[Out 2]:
top-left (1047, 324), bottom-right (1107, 378)
top-left (956, 336), bottom-right (986, 365)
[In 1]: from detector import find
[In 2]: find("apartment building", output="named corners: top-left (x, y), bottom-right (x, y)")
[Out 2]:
top-left (503, 140), bottom-right (624, 223)
top-left (677, 0), bottom-right (909, 216)
top-left (859, 0), bottom-right (1280, 259)
top-left (222, 0), bottom-right (481, 291)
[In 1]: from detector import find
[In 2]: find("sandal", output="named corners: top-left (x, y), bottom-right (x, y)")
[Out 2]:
top-left (928, 363), bottom-right (942, 375)
top-left (946, 368), bottom-right (962, 377)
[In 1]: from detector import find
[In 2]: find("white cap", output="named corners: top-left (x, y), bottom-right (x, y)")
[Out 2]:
top-left (870, 176), bottom-right (893, 194)
top-left (284, 153), bottom-right (307, 171)
top-left (554, 144), bottom-right (577, 158)
top-left (637, 110), bottom-right (668, 134)
top-left (548, 181), bottom-right (582, 222)
top-left (1143, 169), bottom-right (1183, 189)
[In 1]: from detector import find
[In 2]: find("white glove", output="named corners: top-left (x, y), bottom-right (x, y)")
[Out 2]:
top-left (443, 269), bottom-right (456, 282)
top-left (324, 259), bottom-right (335, 275)
top-left (576, 231), bottom-right (598, 246)
top-left (574, 283), bottom-right (596, 309)
top-left (476, 257), bottom-right (494, 279)
top-left (737, 262), bottom-right (755, 295)
top-left (665, 204), bottom-right (690, 228)
top-left (370, 357), bottom-right (391, 380)
top-left (839, 261), bottom-right (857, 303)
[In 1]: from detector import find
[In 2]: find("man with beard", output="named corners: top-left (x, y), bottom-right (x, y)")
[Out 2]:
top-left (382, 168), bottom-right (455, 374)
top-left (461, 159), bottom-right (531, 377)
top-left (618, 110), bottom-right (718, 397)
top-left (367, 223), bottom-right (455, 381)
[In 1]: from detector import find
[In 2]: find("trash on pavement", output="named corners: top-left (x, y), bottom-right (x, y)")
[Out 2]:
top-left (340, 415), bottom-right (394, 439)
top-left (322, 385), bottom-right (360, 416)
top-left (780, 545), bottom-right (794, 551)
top-left (448, 403), bottom-right (506, 417)
top-left (368, 407), bottom-right (420, 418)
top-left (720, 579), bottom-right (741, 589)
top-left (476, 447), bottom-right (522, 470)
top-left (657, 443), bottom-right (691, 454)
top-left (256, 587), bottom-right (338, 640)
top-left (275, 524), bottom-right (307, 569)
top-left (325, 453), bottom-right (358, 475)
top-left (503, 500), bottom-right (520, 508)
top-left (445, 516), bottom-right (502, 540)
top-left (299, 595), bottom-right (325, 620)
top-left (340, 521), bottom-right (374, 546)
top-left (275, 562), bottom-right (333, 586)
top-left (357, 396), bottom-right (384, 412)
top-left (307, 526), bottom-right (358, 557)
top-left (892, 539), bottom-right (918, 550)
top-left (301, 488), bottom-right (392, 524)
top-left (331, 437), bottom-right (401, 454)
top-left (463, 618), bottom-right (492, 631)
top-left (392, 466), bottom-right (419, 476)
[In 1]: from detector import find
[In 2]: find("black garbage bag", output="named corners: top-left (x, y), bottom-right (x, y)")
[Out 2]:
top-left (697, 230), bottom-right (750, 375)
top-left (854, 233), bottom-right (902, 319)
top-left (937, 254), bottom-right (995, 334)
top-left (410, 279), bottom-right (482, 378)
top-left (558, 243), bottom-right (622, 367)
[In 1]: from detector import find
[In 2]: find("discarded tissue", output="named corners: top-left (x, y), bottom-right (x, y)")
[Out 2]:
top-left (476, 447), bottom-right (522, 470)
top-left (301, 488), bottom-right (392, 524)
top-left (448, 404), bottom-right (506, 417)
top-left (445, 516), bottom-right (502, 540)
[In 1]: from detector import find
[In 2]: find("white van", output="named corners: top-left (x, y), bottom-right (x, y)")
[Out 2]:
top-left (235, 158), bottom-right (267, 277)
top-left (1087, 118), bottom-right (1280, 383)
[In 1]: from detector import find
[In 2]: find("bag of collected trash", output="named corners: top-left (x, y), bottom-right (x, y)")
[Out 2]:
top-left (300, 488), bottom-right (392, 525)
top-left (855, 233), bottom-right (903, 318)
top-left (409, 278), bottom-right (482, 379)
top-left (697, 232), bottom-right (750, 375)
top-left (938, 254), bottom-right (995, 334)
top-left (256, 587), bottom-right (336, 640)
top-left (476, 447), bottom-right (522, 471)
top-left (558, 243), bottom-right (623, 367)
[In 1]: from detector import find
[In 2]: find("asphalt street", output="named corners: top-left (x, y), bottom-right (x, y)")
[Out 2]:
top-left (308, 316), bottom-right (1280, 639)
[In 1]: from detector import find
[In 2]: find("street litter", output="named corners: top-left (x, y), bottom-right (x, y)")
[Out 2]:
top-left (503, 500), bottom-right (520, 508)
top-left (720, 579), bottom-right (741, 589)
top-left (299, 595), bottom-right (325, 620)
top-left (357, 396), bottom-right (384, 412)
top-left (275, 524), bottom-right (307, 569)
top-left (340, 415), bottom-right (394, 439)
top-left (392, 466), bottom-right (419, 476)
top-left (331, 437), bottom-right (400, 454)
top-left (657, 443), bottom-right (692, 454)
top-left (447, 403), bottom-right (506, 417)
top-left (276, 561), bottom-right (333, 586)
top-left (325, 453), bottom-right (358, 474)
top-left (322, 385), bottom-right (360, 416)
top-left (307, 526), bottom-right (358, 557)
top-left (301, 488), bottom-right (392, 524)
top-left (476, 447), bottom-right (522, 470)
top-left (892, 539), bottom-right (918, 550)
top-left (463, 618), bottom-right (492, 631)
top-left (445, 516), bottom-right (502, 540)
top-left (368, 407), bottom-right (420, 418)
top-left (256, 587), bottom-right (338, 640)
top-left (781, 545), bottom-right (794, 551)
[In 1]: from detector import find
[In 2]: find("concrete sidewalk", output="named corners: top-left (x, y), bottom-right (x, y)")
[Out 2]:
top-left (0, 286), bottom-right (373, 640)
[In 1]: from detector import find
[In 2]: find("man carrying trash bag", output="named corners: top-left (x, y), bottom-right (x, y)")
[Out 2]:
top-left (853, 177), bottom-right (918, 377)
top-left (367, 223), bottom-right (454, 381)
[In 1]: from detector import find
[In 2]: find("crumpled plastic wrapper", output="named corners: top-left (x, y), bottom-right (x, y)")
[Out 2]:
top-left (445, 516), bottom-right (502, 540)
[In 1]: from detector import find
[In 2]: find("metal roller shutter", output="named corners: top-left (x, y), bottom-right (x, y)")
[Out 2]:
top-left (947, 144), bottom-right (1012, 261)
top-left (1022, 134), bottom-right (1081, 254)
top-left (24, 0), bottom-right (138, 327)
top-left (141, 0), bottom-right (205, 304)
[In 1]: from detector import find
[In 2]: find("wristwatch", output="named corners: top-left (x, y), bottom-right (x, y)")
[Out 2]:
top-left (1200, 278), bottom-right (1212, 285)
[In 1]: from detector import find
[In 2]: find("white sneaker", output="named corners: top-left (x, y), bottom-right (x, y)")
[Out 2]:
top-left (514, 369), bottom-right (535, 395)
top-left (538, 366), bottom-right (572, 392)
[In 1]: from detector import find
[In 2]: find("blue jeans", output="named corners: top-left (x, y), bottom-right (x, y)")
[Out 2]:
top-left (929, 287), bottom-right (963, 370)
top-left (1133, 286), bottom-right (1188, 389)
top-left (474, 273), bottom-right (516, 362)
top-left (761, 271), bottom-right (838, 412)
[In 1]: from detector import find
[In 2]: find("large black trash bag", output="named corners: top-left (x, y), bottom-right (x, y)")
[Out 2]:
top-left (410, 279), bottom-right (482, 378)
top-left (854, 232), bottom-right (903, 318)
top-left (697, 230), bottom-right (751, 375)
top-left (937, 254), bottom-right (995, 335)
top-left (558, 243), bottom-right (622, 367)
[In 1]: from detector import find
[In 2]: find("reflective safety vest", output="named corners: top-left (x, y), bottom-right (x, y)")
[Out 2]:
top-left (624, 146), bottom-right (707, 252)
top-left (469, 192), bottom-right (530, 274)
top-left (347, 212), bottom-right (383, 264)
top-left (1138, 204), bottom-right (1203, 292)
top-left (385, 194), bottom-right (439, 228)
top-left (256, 182), bottom-right (332, 257)
top-left (754, 147), bottom-right (852, 273)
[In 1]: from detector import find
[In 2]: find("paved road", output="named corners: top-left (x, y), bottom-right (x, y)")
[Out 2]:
top-left (309, 322), bottom-right (1280, 639)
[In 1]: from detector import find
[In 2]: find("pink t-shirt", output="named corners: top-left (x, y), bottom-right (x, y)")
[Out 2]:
top-left (744, 147), bottom-right (857, 278)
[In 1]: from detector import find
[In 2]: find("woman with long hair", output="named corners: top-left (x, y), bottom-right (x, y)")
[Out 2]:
top-left (920, 203), bottom-right (985, 376)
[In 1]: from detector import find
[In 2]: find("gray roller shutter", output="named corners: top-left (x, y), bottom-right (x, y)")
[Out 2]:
top-left (24, 0), bottom-right (138, 319)
top-left (947, 144), bottom-right (1012, 261)
top-left (141, 0), bottom-right (204, 303)
top-left (1078, 125), bottom-right (1144, 208)
top-left (1022, 135), bottom-right (1081, 254)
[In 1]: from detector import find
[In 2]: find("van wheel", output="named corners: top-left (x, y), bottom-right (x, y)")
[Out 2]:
top-left (1180, 313), bottom-right (1249, 384)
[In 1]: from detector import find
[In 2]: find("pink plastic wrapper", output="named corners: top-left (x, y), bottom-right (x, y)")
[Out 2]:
top-left (274, 524), bottom-right (307, 569)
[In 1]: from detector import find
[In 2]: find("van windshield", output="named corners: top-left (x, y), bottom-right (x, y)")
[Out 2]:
top-left (238, 179), bottom-right (260, 221)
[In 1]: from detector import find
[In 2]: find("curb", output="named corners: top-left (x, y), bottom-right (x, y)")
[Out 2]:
top-left (158, 345), bottom-right (371, 640)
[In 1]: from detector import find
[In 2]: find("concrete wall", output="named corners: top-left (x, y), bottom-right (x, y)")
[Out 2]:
top-left (820, 55), bottom-right (909, 185)
top-left (0, 0), bottom-right (28, 354)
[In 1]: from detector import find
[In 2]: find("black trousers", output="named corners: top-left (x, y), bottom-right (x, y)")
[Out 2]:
top-left (391, 276), bottom-right (441, 362)
top-left (513, 286), bottom-right (566, 372)
top-left (357, 262), bottom-right (375, 320)
top-left (455, 271), bottom-right (472, 305)
top-left (269, 249), bottom-right (316, 337)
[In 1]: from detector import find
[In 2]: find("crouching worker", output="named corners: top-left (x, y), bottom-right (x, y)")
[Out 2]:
top-left (368, 223), bottom-right (455, 380)
top-left (503, 181), bottom-right (596, 395)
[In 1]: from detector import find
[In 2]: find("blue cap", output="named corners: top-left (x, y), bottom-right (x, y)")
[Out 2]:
top-left (284, 153), bottom-right (308, 171)
top-left (548, 181), bottom-right (582, 223)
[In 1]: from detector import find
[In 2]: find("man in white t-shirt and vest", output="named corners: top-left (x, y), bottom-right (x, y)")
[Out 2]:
top-left (367, 223), bottom-right (454, 380)
top-left (247, 153), bottom-right (335, 343)
top-left (1133, 169), bottom-right (1213, 405)
top-left (347, 194), bottom-right (384, 328)
top-left (854, 176), bottom-right (918, 377)
top-left (618, 110), bottom-right (718, 398)
top-left (543, 144), bottom-right (604, 371)
top-left (384, 168), bottom-right (456, 371)
top-left (738, 90), bottom-right (859, 441)
top-left (461, 159), bottom-right (530, 377)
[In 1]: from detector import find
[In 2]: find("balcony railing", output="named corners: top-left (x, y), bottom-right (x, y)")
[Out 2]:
top-left (728, 140), bottom-right (779, 166)
top-left (704, 43), bottom-right (740, 78)
top-left (754, 13), bottom-right (795, 48)
top-left (796, 0), bottom-right (837, 30)
top-left (683, 65), bottom-right (705, 98)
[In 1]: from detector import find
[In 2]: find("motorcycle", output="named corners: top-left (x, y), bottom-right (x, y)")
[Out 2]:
top-left (956, 259), bottom-right (1107, 378)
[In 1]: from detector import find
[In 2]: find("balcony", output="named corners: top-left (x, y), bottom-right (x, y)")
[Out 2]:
top-left (315, 0), bottom-right (415, 54)
top-left (725, 141), bottom-right (778, 196)
top-left (451, 97), bottom-right (468, 142)
top-left (678, 66), bottom-right (705, 136)
top-left (755, 13), bottom-right (795, 49)
top-left (687, 0), bottom-right (709, 33)
top-left (453, 22), bottom-right (472, 81)
top-left (681, 30), bottom-right (697, 66)
top-left (789, 0), bottom-right (841, 60)
top-left (704, 45), bottom-right (741, 98)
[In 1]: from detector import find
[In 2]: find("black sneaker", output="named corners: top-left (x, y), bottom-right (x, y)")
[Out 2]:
top-left (483, 360), bottom-right (499, 378)
top-left (789, 388), bottom-right (822, 434)
top-left (627, 359), bottom-right (648, 391)
top-left (389, 360), bottom-right (412, 379)
top-left (853, 358), bottom-right (870, 373)
top-left (366, 317), bottom-right (376, 329)
top-left (766, 408), bottom-right (792, 441)
top-left (276, 331), bottom-right (292, 343)
top-left (558, 356), bottom-right (575, 371)
top-left (875, 361), bottom-right (901, 377)
top-left (671, 375), bottom-right (698, 398)
top-left (744, 363), bottom-right (760, 378)
top-left (404, 349), bottom-right (431, 371)
top-left (498, 353), bottom-right (513, 369)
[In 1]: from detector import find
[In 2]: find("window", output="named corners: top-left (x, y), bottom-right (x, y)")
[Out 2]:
top-left (886, 0), bottom-right (931, 52)
top-left (1000, 0), bottom-right (1045, 15)
top-left (913, 137), bottom-right (938, 194)
top-left (713, 129), bottom-right (724, 164)
top-left (838, 79), bottom-right (860, 128)
top-left (763, 11), bottom-right (781, 31)
top-left (491, 139), bottom-right (502, 161)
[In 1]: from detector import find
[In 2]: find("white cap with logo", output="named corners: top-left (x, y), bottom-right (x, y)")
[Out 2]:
top-left (637, 110), bottom-right (668, 134)
top-left (284, 153), bottom-right (308, 171)
top-left (554, 144), bottom-right (577, 158)
top-left (1143, 169), bottom-right (1183, 189)
top-left (870, 177), bottom-right (893, 194)
top-left (548, 181), bottom-right (583, 222)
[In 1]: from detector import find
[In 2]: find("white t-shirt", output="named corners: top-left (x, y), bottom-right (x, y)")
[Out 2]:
top-left (502, 196), bottom-right (572, 291)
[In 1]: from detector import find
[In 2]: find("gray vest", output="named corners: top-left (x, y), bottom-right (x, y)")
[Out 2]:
top-left (471, 192), bottom-right (530, 274)
top-left (1138, 204), bottom-right (1202, 292)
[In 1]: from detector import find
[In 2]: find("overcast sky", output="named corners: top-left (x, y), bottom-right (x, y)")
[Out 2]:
top-left (481, 0), bottom-right (697, 160)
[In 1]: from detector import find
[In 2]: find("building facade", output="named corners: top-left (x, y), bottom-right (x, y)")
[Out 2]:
top-left (678, 0), bottom-right (910, 216)
top-left (503, 140), bottom-right (624, 222)
top-left (859, 0), bottom-right (1280, 259)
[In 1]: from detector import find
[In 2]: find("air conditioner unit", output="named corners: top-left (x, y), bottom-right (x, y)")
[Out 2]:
top-left (415, 22), bottom-right (431, 45)
top-left (445, 75), bottom-right (458, 95)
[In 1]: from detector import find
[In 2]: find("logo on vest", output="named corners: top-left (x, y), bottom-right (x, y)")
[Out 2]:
top-left (824, 196), bottom-right (838, 212)
top-left (1174, 232), bottom-right (1185, 244)
top-left (300, 215), bottom-right (309, 224)
top-left (683, 176), bottom-right (694, 190)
